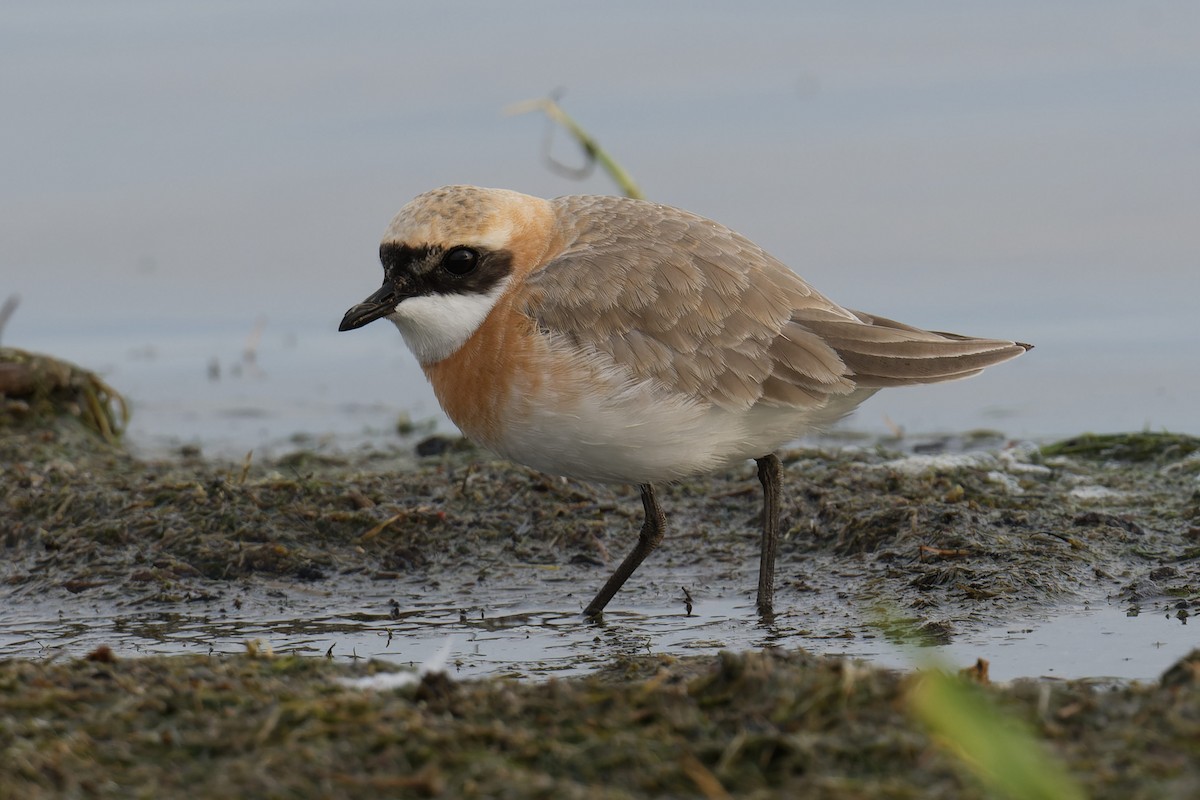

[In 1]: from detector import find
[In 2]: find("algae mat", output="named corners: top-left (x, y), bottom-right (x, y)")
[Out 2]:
top-left (2, 646), bottom-right (1199, 798)
top-left (2, 413), bottom-right (1200, 796)
top-left (1, 419), bottom-right (1196, 679)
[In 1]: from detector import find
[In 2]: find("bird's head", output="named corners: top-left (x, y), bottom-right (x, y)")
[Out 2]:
top-left (338, 185), bottom-right (553, 364)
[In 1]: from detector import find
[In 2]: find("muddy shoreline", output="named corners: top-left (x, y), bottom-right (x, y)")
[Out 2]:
top-left (3, 362), bottom-right (1200, 796)
top-left (3, 417), bottom-right (1197, 644)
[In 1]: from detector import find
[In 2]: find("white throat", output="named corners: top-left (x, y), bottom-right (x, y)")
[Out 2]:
top-left (387, 277), bottom-right (510, 364)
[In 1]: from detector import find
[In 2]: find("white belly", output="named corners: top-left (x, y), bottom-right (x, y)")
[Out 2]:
top-left (484, 357), bottom-right (868, 485)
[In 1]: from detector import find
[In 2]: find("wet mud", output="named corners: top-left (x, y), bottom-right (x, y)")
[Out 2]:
top-left (2, 350), bottom-right (1199, 797)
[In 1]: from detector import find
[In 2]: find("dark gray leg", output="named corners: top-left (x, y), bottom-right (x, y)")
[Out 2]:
top-left (583, 484), bottom-right (666, 619)
top-left (755, 453), bottom-right (782, 618)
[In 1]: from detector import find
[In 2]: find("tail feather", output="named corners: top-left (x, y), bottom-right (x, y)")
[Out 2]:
top-left (794, 308), bottom-right (1031, 389)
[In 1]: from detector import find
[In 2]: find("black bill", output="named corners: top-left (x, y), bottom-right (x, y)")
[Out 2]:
top-left (339, 283), bottom-right (399, 331)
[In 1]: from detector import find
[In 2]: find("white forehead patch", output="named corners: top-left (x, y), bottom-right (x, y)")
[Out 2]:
top-left (382, 217), bottom-right (515, 253)
top-left (461, 218), bottom-right (514, 252)
top-left (386, 277), bottom-right (511, 365)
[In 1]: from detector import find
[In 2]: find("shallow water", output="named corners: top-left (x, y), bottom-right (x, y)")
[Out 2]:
top-left (22, 320), bottom-right (1198, 464)
top-left (4, 580), bottom-right (1190, 683)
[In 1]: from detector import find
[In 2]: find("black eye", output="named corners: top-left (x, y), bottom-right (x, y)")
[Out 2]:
top-left (442, 247), bottom-right (479, 275)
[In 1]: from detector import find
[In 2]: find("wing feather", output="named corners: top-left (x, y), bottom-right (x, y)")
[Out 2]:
top-left (519, 195), bottom-right (1028, 413)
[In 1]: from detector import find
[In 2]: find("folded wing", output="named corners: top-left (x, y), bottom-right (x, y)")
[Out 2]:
top-left (521, 195), bottom-right (1029, 413)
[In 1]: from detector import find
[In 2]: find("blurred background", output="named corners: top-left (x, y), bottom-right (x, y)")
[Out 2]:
top-left (4, 1), bottom-right (1198, 457)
